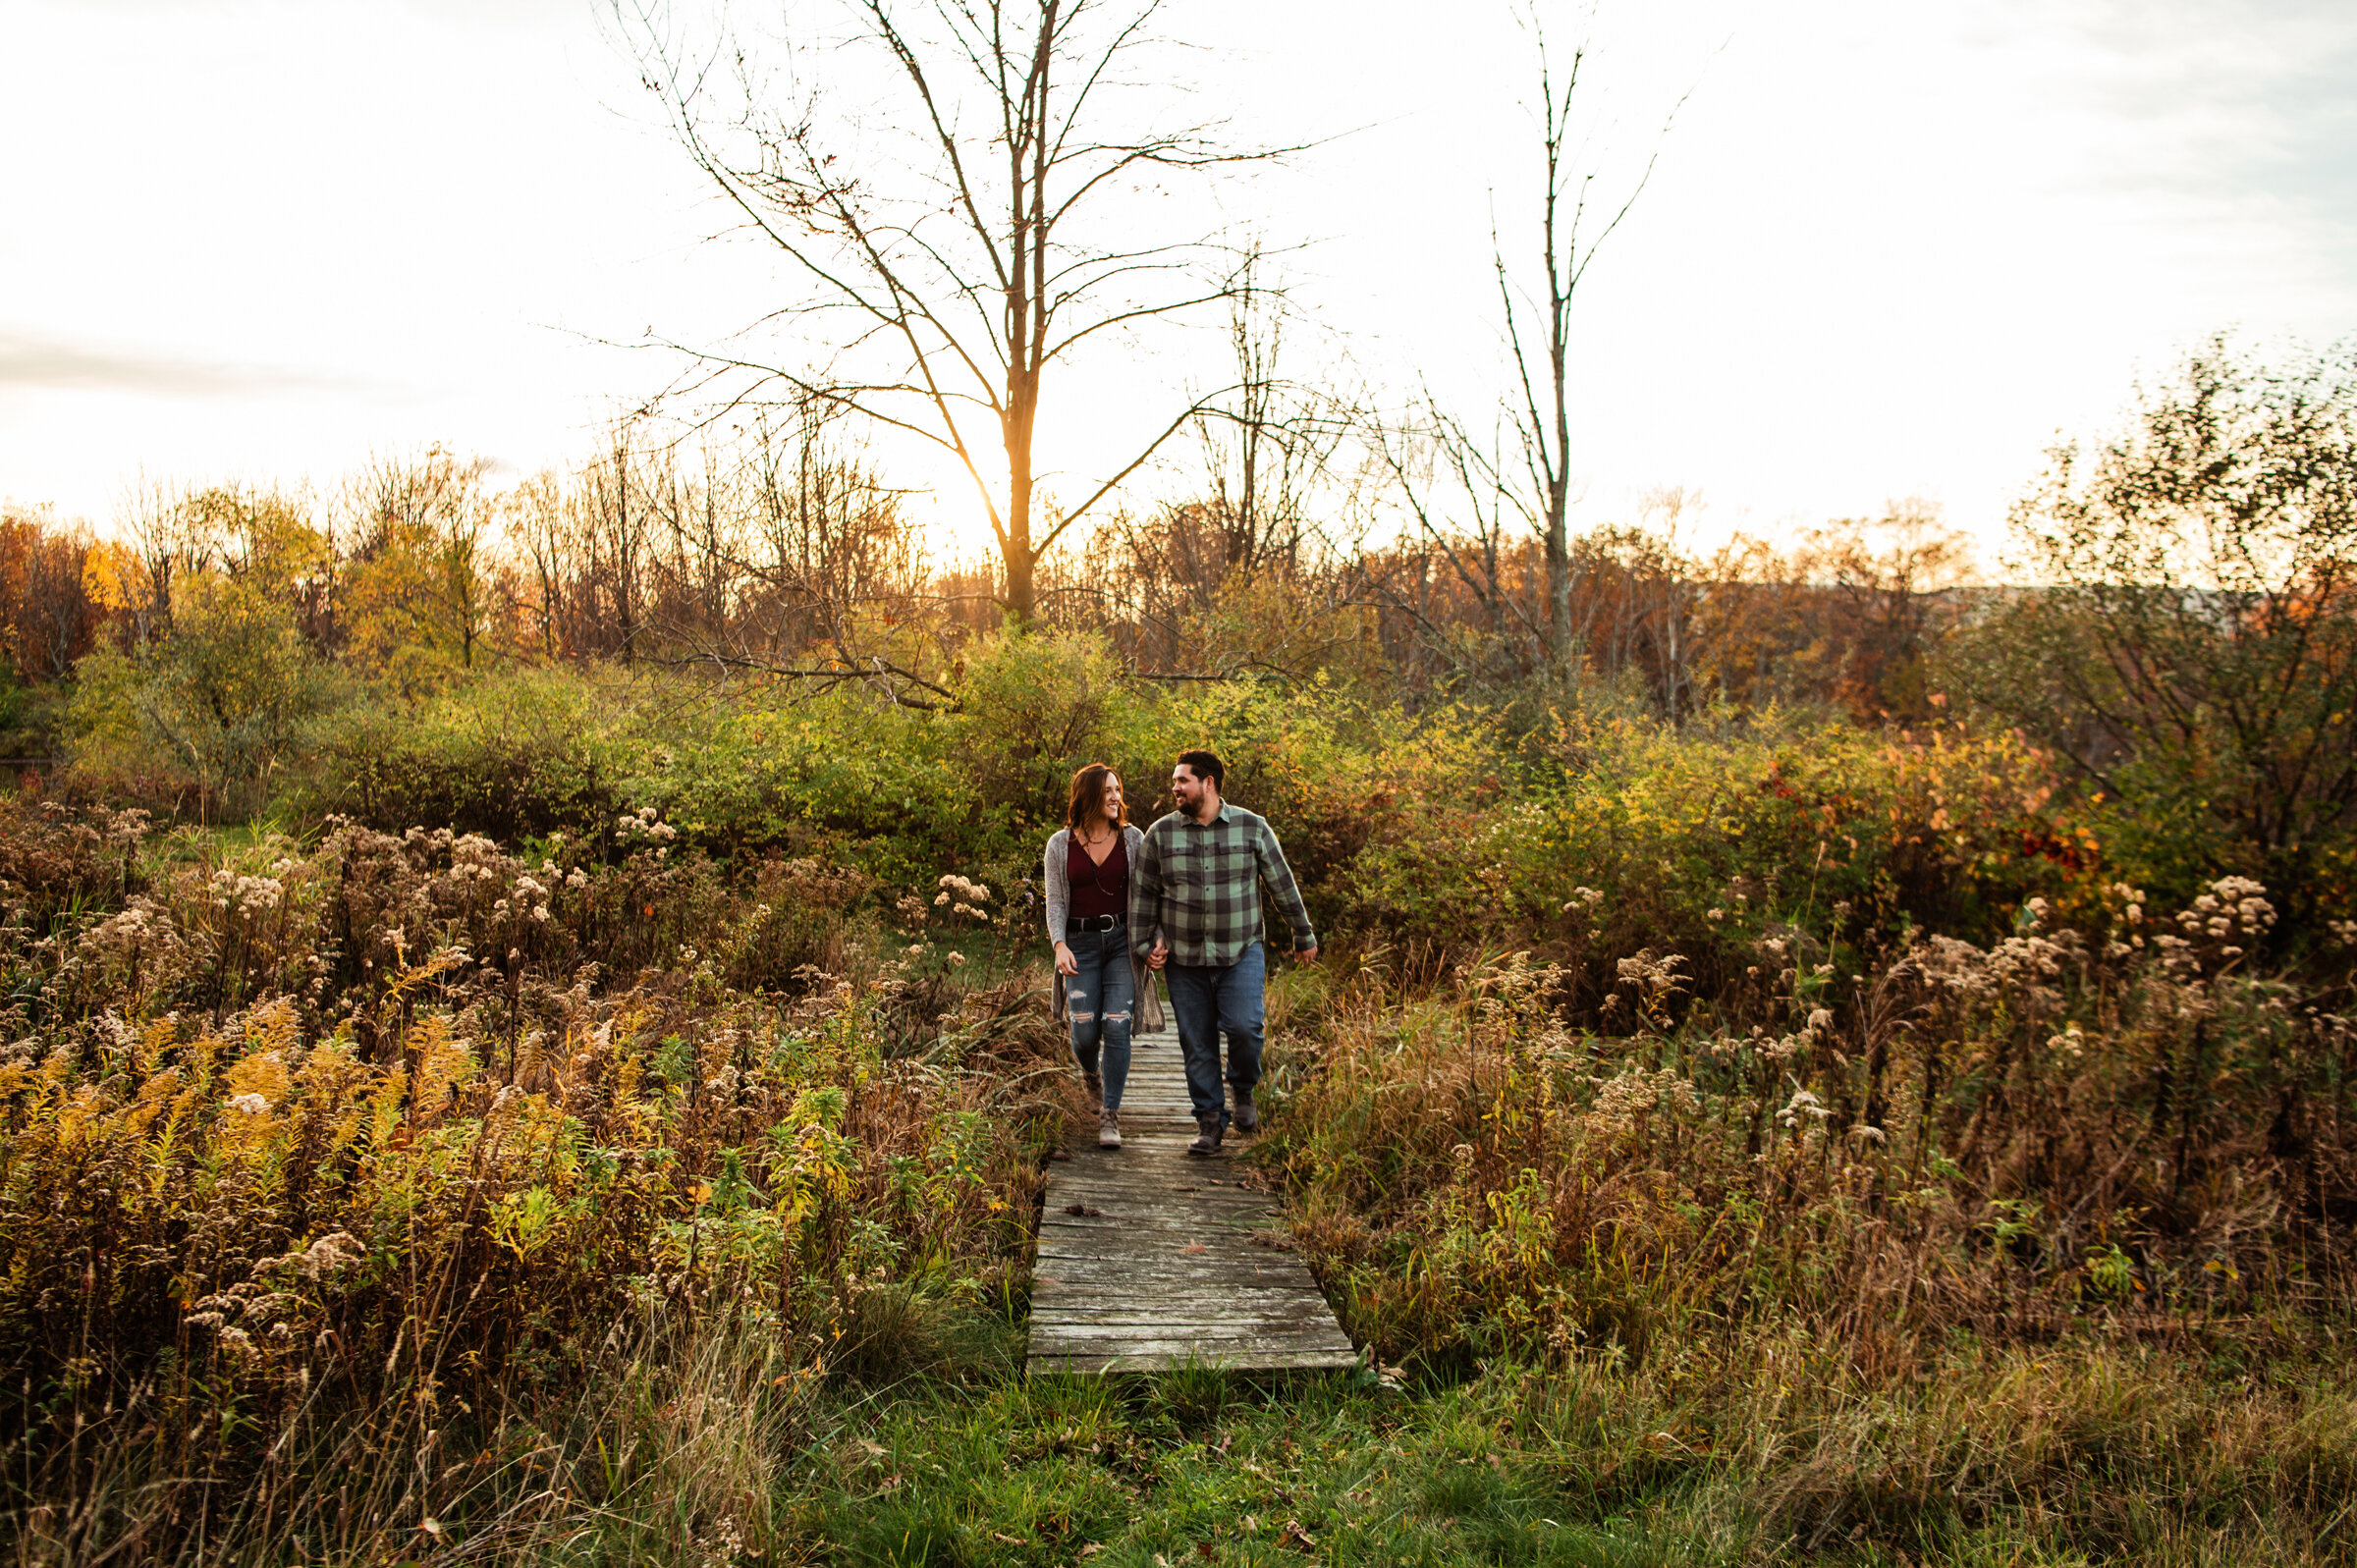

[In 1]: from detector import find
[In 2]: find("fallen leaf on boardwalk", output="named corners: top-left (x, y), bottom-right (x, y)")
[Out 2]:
top-left (1064, 1203), bottom-right (1104, 1217)
top-left (1279, 1519), bottom-right (1316, 1549)
top-left (1248, 1228), bottom-right (1296, 1251)
top-left (1181, 1241), bottom-right (1209, 1255)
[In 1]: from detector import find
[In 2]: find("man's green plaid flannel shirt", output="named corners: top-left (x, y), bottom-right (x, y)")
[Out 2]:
top-left (1129, 803), bottom-right (1316, 968)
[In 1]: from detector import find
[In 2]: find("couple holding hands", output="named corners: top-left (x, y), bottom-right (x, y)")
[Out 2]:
top-left (1040, 749), bottom-right (1318, 1157)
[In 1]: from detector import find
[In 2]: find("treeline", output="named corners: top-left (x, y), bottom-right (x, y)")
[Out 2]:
top-left (2, 425), bottom-right (1974, 734)
top-left (1, 340), bottom-right (2350, 927)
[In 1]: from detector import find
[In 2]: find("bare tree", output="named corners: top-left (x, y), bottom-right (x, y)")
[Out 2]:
top-left (1363, 394), bottom-right (1545, 661)
top-left (1104, 258), bottom-right (1349, 651)
top-left (1497, 8), bottom-right (1682, 678)
top-left (620, 0), bottom-right (1287, 625)
top-left (117, 479), bottom-right (214, 652)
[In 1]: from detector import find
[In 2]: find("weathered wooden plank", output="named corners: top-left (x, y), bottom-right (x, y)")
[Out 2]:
top-left (1031, 1345), bottom-right (1357, 1368)
top-left (1032, 1344), bottom-right (1354, 1365)
top-left (1034, 1301), bottom-right (1347, 1322)
top-left (1037, 1331), bottom-right (1353, 1350)
top-left (1033, 1282), bottom-right (1338, 1304)
top-left (1027, 1020), bottom-right (1354, 1375)
top-left (1033, 1271), bottom-right (1312, 1291)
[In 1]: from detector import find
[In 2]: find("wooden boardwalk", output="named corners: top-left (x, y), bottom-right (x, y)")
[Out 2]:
top-left (1027, 1015), bottom-right (1358, 1375)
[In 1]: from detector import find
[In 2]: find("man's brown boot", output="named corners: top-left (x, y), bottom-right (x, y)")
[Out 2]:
top-left (1187, 1116), bottom-right (1223, 1158)
top-left (1230, 1086), bottom-right (1259, 1134)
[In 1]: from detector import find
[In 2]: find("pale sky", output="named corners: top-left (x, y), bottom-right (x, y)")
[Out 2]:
top-left (4, 0), bottom-right (2353, 564)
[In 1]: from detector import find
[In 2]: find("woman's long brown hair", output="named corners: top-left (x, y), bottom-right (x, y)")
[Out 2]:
top-left (1066, 763), bottom-right (1124, 834)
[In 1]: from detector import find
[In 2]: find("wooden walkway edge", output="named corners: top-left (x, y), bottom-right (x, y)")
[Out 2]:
top-left (1026, 1013), bottom-right (1357, 1376)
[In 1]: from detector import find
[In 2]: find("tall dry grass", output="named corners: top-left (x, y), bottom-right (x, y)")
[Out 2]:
top-left (0, 798), bottom-right (1068, 1564)
top-left (1267, 880), bottom-right (2357, 1548)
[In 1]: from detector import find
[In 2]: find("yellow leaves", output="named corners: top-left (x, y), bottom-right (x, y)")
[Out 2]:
top-left (80, 538), bottom-right (138, 612)
top-left (223, 1047), bottom-right (291, 1112)
top-left (244, 997), bottom-right (303, 1062)
top-left (49, 1082), bottom-right (108, 1152)
top-left (406, 1014), bottom-right (478, 1127)
top-left (136, 1015), bottom-right (180, 1079)
top-left (366, 1066), bottom-right (411, 1155)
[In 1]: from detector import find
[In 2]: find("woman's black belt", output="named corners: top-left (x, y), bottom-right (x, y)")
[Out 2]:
top-left (1066, 913), bottom-right (1124, 934)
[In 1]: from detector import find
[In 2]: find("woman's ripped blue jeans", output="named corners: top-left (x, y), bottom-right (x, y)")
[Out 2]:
top-left (1065, 926), bottom-right (1133, 1111)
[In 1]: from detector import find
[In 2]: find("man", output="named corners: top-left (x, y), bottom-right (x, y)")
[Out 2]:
top-left (1131, 749), bottom-right (1319, 1156)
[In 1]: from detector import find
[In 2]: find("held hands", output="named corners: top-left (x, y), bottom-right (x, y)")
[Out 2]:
top-left (1132, 939), bottom-right (1312, 968)
top-left (1054, 942), bottom-right (1078, 977)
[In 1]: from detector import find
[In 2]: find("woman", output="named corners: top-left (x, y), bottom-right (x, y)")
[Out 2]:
top-left (1043, 763), bottom-right (1163, 1149)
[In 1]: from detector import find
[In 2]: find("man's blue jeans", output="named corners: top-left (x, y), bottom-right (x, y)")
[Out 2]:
top-left (1164, 943), bottom-right (1265, 1130)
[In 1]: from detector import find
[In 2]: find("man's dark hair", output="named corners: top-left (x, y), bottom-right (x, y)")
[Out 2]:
top-left (1175, 749), bottom-right (1224, 789)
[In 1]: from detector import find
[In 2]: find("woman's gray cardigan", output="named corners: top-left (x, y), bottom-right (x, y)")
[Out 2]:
top-left (1043, 825), bottom-right (1165, 1030)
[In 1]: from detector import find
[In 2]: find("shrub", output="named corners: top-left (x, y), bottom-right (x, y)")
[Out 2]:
top-left (1274, 875), bottom-right (2356, 1373)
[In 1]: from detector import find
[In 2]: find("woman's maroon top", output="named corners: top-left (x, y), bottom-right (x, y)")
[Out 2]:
top-left (1066, 833), bottom-right (1128, 922)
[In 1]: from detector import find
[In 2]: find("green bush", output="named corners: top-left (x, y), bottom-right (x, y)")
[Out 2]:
top-left (291, 664), bottom-right (648, 838)
top-left (61, 587), bottom-right (344, 822)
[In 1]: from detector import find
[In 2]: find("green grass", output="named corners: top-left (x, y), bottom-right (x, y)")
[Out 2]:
top-left (782, 1337), bottom-right (2357, 1567)
top-left (804, 1368), bottom-right (1710, 1568)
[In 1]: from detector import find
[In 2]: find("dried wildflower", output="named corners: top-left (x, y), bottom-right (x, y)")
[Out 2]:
top-left (1777, 1088), bottom-right (1829, 1129)
top-left (288, 1231), bottom-right (364, 1280)
top-left (616, 807), bottom-right (680, 844)
top-left (937, 874), bottom-right (990, 904)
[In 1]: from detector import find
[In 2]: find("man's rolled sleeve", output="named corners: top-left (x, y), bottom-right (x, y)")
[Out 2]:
top-left (1253, 819), bottom-right (1316, 951)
